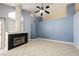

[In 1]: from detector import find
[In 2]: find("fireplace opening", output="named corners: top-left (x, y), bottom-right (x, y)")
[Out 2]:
top-left (13, 36), bottom-right (26, 46)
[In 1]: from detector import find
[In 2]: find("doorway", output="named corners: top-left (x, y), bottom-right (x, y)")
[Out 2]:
top-left (0, 17), bottom-right (5, 49)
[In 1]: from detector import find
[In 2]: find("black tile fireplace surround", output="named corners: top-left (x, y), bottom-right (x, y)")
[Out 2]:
top-left (8, 33), bottom-right (28, 50)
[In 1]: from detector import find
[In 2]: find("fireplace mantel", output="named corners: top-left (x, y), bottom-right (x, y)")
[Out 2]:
top-left (5, 32), bottom-right (28, 50)
top-left (8, 32), bottom-right (27, 34)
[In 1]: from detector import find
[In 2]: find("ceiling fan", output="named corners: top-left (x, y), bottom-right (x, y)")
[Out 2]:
top-left (35, 3), bottom-right (50, 16)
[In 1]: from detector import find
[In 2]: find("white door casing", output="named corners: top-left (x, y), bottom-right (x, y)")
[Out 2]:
top-left (0, 18), bottom-right (5, 49)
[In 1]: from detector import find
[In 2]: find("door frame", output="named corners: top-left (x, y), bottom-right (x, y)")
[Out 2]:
top-left (0, 17), bottom-right (5, 49)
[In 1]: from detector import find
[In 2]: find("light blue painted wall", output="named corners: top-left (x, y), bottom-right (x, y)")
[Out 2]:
top-left (38, 16), bottom-right (73, 42)
top-left (31, 4), bottom-right (75, 42)
top-left (74, 12), bottom-right (79, 47)
top-left (22, 10), bottom-right (36, 38)
top-left (31, 17), bottom-right (38, 38)
top-left (31, 17), bottom-right (42, 38)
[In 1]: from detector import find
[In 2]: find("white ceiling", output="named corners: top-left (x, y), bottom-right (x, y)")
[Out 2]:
top-left (4, 3), bottom-right (71, 16)
top-left (4, 3), bottom-right (52, 12)
top-left (4, 3), bottom-right (71, 12)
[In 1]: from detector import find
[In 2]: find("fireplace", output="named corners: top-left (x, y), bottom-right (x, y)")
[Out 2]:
top-left (13, 36), bottom-right (26, 46)
top-left (8, 33), bottom-right (28, 50)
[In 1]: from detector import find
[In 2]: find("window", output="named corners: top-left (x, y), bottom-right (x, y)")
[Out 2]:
top-left (8, 12), bottom-right (15, 19)
top-left (8, 12), bottom-right (23, 32)
top-left (8, 12), bottom-right (23, 22)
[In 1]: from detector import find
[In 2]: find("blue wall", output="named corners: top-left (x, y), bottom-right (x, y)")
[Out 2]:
top-left (31, 4), bottom-right (75, 42)
top-left (38, 16), bottom-right (73, 42)
top-left (22, 10), bottom-right (36, 39)
top-left (74, 12), bottom-right (79, 47)
top-left (31, 17), bottom-right (42, 38)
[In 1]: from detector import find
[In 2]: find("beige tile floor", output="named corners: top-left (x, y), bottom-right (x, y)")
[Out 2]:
top-left (0, 38), bottom-right (79, 56)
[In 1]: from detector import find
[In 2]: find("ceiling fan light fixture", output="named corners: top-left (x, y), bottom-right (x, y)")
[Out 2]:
top-left (35, 3), bottom-right (50, 16)
top-left (40, 10), bottom-right (44, 13)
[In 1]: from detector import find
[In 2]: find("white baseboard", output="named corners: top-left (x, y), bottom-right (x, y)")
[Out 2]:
top-left (73, 43), bottom-right (79, 49)
top-left (30, 38), bottom-right (79, 49)
top-left (37, 38), bottom-right (73, 44)
top-left (41, 38), bottom-right (79, 49)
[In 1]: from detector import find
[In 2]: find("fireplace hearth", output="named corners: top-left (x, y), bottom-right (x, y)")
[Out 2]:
top-left (8, 33), bottom-right (28, 50)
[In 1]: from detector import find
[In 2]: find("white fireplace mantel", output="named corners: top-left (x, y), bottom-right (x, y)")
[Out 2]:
top-left (5, 32), bottom-right (28, 50)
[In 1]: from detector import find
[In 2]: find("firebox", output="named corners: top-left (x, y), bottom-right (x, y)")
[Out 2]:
top-left (13, 36), bottom-right (26, 46)
top-left (8, 33), bottom-right (28, 50)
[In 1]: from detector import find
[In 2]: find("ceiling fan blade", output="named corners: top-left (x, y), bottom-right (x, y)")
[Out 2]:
top-left (35, 10), bottom-right (40, 13)
top-left (41, 13), bottom-right (43, 16)
top-left (45, 6), bottom-right (49, 9)
top-left (45, 10), bottom-right (50, 14)
top-left (36, 6), bottom-right (40, 9)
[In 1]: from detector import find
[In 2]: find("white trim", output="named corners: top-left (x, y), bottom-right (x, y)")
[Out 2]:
top-left (29, 38), bottom-right (79, 49)
top-left (37, 38), bottom-right (73, 44)
top-left (0, 18), bottom-right (5, 49)
top-left (37, 38), bottom-right (79, 49)
top-left (5, 32), bottom-right (8, 51)
top-left (73, 43), bottom-right (79, 49)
